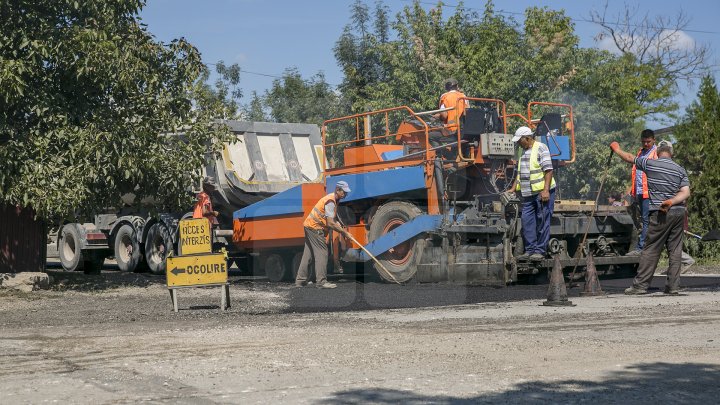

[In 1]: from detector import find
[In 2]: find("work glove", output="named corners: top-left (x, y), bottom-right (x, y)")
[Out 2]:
top-left (610, 141), bottom-right (620, 152)
top-left (659, 199), bottom-right (673, 212)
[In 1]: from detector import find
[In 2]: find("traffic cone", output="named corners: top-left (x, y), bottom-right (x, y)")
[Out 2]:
top-left (579, 254), bottom-right (605, 296)
top-left (543, 254), bottom-right (575, 306)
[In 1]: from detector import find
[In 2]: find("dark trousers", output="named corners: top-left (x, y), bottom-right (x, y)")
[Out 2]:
top-left (295, 227), bottom-right (329, 285)
top-left (521, 188), bottom-right (555, 255)
top-left (633, 209), bottom-right (685, 290)
top-left (635, 196), bottom-right (650, 250)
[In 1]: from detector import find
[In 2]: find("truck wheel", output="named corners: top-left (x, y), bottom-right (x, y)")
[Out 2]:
top-left (265, 253), bottom-right (288, 282)
top-left (145, 223), bottom-right (174, 275)
top-left (114, 224), bottom-right (141, 272)
top-left (59, 225), bottom-right (84, 272)
top-left (368, 201), bottom-right (424, 283)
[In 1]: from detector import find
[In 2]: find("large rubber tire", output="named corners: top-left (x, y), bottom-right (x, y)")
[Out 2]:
top-left (264, 253), bottom-right (288, 282)
top-left (114, 224), bottom-right (141, 272)
top-left (368, 201), bottom-right (424, 283)
top-left (145, 223), bottom-right (174, 275)
top-left (59, 225), bottom-right (84, 272)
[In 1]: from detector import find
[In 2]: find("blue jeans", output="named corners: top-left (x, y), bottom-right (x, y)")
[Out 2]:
top-left (521, 188), bottom-right (555, 255)
top-left (636, 196), bottom-right (650, 250)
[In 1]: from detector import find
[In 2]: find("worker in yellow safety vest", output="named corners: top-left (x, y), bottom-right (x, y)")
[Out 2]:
top-left (627, 129), bottom-right (658, 256)
top-left (295, 181), bottom-right (351, 289)
top-left (508, 126), bottom-right (557, 262)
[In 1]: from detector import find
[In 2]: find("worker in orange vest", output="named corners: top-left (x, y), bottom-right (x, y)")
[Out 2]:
top-left (193, 176), bottom-right (220, 227)
top-left (627, 129), bottom-right (657, 256)
top-left (432, 78), bottom-right (467, 132)
top-left (427, 78), bottom-right (469, 160)
top-left (295, 181), bottom-right (351, 289)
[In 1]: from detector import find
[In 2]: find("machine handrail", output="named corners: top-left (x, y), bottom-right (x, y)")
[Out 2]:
top-left (527, 101), bottom-right (576, 164)
top-left (321, 105), bottom-right (435, 172)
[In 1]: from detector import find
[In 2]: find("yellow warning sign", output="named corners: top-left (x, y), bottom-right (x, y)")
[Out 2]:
top-left (179, 218), bottom-right (212, 255)
top-left (166, 253), bottom-right (228, 287)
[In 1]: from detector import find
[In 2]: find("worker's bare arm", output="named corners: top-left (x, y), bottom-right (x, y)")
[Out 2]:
top-left (610, 142), bottom-right (635, 164)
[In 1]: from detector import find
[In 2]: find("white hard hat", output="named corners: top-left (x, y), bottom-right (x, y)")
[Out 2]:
top-left (512, 126), bottom-right (533, 142)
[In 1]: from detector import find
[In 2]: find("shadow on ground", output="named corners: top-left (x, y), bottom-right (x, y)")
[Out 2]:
top-left (320, 362), bottom-right (720, 404)
top-left (46, 269), bottom-right (165, 291)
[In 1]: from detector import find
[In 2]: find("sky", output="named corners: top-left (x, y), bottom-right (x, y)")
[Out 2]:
top-left (140, 0), bottom-right (720, 128)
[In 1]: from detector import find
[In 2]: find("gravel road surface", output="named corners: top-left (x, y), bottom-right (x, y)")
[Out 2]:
top-left (1, 266), bottom-right (719, 404)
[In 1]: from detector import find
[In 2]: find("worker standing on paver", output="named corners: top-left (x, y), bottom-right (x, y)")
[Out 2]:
top-left (610, 141), bottom-right (690, 295)
top-left (295, 181), bottom-right (352, 289)
top-left (627, 129), bottom-right (658, 256)
top-left (432, 78), bottom-right (467, 132)
top-left (509, 126), bottom-right (556, 261)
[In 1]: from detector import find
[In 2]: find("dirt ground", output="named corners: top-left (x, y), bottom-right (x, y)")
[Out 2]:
top-left (1, 267), bottom-right (720, 404)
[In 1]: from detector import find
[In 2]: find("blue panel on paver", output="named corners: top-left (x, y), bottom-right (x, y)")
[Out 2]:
top-left (381, 150), bottom-right (405, 161)
top-left (343, 215), bottom-right (443, 262)
top-left (539, 135), bottom-right (571, 160)
top-left (326, 166), bottom-right (426, 203)
top-left (233, 184), bottom-right (303, 219)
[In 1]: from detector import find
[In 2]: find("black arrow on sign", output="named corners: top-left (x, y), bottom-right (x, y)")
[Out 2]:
top-left (171, 267), bottom-right (186, 276)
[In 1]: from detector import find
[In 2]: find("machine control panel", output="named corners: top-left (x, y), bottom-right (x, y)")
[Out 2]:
top-left (480, 132), bottom-right (515, 157)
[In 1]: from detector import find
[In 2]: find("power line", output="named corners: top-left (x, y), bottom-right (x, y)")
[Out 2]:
top-left (403, 0), bottom-right (720, 35)
top-left (203, 1), bottom-right (720, 92)
top-left (206, 63), bottom-right (286, 79)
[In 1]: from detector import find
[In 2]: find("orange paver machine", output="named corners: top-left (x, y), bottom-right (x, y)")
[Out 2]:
top-left (233, 98), bottom-right (639, 284)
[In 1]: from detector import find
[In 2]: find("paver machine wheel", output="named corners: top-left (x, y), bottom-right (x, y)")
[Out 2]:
top-left (367, 201), bottom-right (425, 283)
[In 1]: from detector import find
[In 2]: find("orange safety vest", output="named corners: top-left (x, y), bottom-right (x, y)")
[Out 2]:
top-left (630, 147), bottom-right (658, 198)
top-left (439, 90), bottom-right (467, 131)
top-left (303, 193), bottom-right (336, 231)
top-left (193, 192), bottom-right (218, 225)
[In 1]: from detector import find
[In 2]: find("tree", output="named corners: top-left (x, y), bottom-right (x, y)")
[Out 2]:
top-left (0, 0), bottom-right (233, 220)
top-left (590, 2), bottom-right (710, 123)
top-left (334, 0), bottom-right (391, 112)
top-left (241, 91), bottom-right (268, 122)
top-left (193, 60), bottom-right (244, 120)
top-left (263, 68), bottom-right (348, 125)
top-left (673, 75), bottom-right (720, 258)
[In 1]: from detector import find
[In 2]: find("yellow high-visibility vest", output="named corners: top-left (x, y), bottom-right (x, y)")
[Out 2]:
top-left (516, 141), bottom-right (556, 193)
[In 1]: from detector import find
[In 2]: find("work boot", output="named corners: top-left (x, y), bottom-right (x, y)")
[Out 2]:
top-left (624, 286), bottom-right (648, 295)
top-left (664, 286), bottom-right (681, 295)
top-left (294, 282), bottom-right (306, 288)
top-left (625, 249), bottom-right (642, 257)
top-left (529, 253), bottom-right (545, 261)
top-left (316, 282), bottom-right (337, 289)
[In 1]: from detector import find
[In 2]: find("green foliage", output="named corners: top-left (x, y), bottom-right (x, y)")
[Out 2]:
top-left (674, 75), bottom-right (720, 259)
top-left (193, 61), bottom-right (244, 120)
top-left (241, 91), bottom-right (268, 122)
top-left (0, 0), bottom-right (233, 220)
top-left (261, 68), bottom-right (348, 125)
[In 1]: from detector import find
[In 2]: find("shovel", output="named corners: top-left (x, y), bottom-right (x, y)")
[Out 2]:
top-left (685, 229), bottom-right (720, 242)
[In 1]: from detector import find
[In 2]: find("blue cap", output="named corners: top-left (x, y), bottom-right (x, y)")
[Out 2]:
top-left (335, 180), bottom-right (351, 193)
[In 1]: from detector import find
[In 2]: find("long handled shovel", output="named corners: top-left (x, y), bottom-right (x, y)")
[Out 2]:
top-left (685, 229), bottom-right (720, 242)
top-left (344, 233), bottom-right (401, 285)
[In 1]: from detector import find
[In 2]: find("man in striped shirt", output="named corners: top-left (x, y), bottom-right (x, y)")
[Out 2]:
top-left (509, 126), bottom-right (556, 261)
top-left (610, 141), bottom-right (690, 295)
